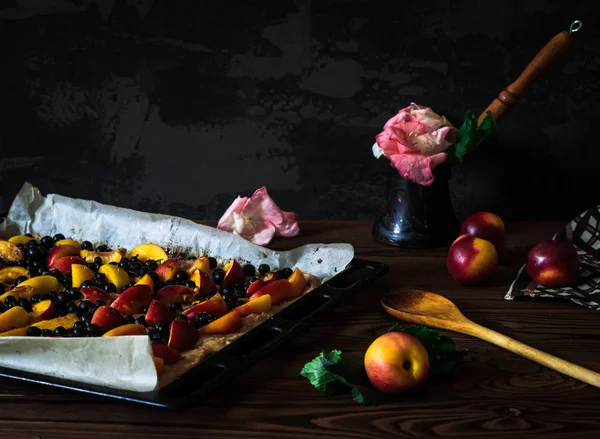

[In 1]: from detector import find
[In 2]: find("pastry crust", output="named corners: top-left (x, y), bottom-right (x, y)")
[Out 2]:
top-left (158, 274), bottom-right (318, 387)
top-left (0, 235), bottom-right (320, 384)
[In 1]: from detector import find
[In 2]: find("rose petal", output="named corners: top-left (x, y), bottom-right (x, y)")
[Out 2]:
top-left (249, 222), bottom-right (277, 246)
top-left (375, 130), bottom-right (400, 157)
top-left (375, 121), bottom-right (425, 157)
top-left (232, 211), bottom-right (246, 235)
top-left (243, 187), bottom-right (285, 226)
top-left (241, 219), bottom-right (277, 246)
top-left (411, 126), bottom-right (458, 155)
top-left (245, 187), bottom-right (299, 239)
top-left (382, 108), bottom-right (415, 130)
top-left (410, 106), bottom-right (450, 130)
top-left (432, 125), bottom-right (458, 149)
top-left (389, 121), bottom-right (429, 145)
top-left (372, 142), bottom-right (384, 159)
top-left (217, 196), bottom-right (248, 231)
top-left (389, 152), bottom-right (447, 186)
top-left (276, 211), bottom-right (300, 237)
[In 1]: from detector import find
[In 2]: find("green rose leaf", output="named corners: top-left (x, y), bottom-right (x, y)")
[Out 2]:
top-left (446, 110), bottom-right (497, 162)
top-left (300, 349), bottom-right (384, 405)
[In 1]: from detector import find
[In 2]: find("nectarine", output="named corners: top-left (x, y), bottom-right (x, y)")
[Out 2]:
top-left (0, 306), bottom-right (30, 332)
top-left (128, 243), bottom-right (168, 262)
top-left (364, 332), bottom-right (429, 395)
top-left (81, 286), bottom-right (113, 304)
top-left (46, 244), bottom-right (80, 267)
top-left (249, 279), bottom-right (290, 304)
top-left (526, 240), bottom-right (579, 287)
top-left (460, 212), bottom-right (506, 255)
top-left (49, 256), bottom-right (86, 274)
top-left (0, 266), bottom-right (30, 285)
top-left (91, 306), bottom-right (125, 333)
top-left (71, 264), bottom-right (94, 288)
top-left (110, 284), bottom-right (153, 315)
top-left (0, 240), bottom-right (24, 262)
top-left (447, 234), bottom-right (498, 285)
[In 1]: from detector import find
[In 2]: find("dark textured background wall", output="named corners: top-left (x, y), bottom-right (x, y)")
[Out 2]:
top-left (1, 1), bottom-right (598, 222)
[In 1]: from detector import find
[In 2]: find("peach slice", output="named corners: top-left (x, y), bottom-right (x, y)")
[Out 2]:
top-left (189, 269), bottom-right (217, 296)
top-left (145, 299), bottom-right (174, 326)
top-left (186, 256), bottom-right (210, 275)
top-left (54, 239), bottom-right (81, 250)
top-left (49, 256), bottom-right (86, 274)
top-left (198, 310), bottom-right (242, 337)
top-left (152, 344), bottom-right (182, 365)
top-left (0, 285), bottom-right (35, 303)
top-left (0, 327), bottom-right (28, 336)
top-left (246, 279), bottom-right (265, 297)
top-left (31, 313), bottom-right (79, 331)
top-left (184, 293), bottom-right (228, 319)
top-left (223, 259), bottom-right (244, 285)
top-left (168, 320), bottom-right (199, 352)
top-left (0, 306), bottom-right (30, 332)
top-left (110, 284), bottom-right (153, 315)
top-left (262, 272), bottom-right (277, 283)
top-left (8, 235), bottom-right (35, 245)
top-left (153, 356), bottom-right (165, 376)
top-left (19, 275), bottom-right (59, 295)
top-left (155, 258), bottom-right (179, 282)
top-left (0, 266), bottom-right (30, 285)
top-left (156, 285), bottom-right (195, 306)
top-left (31, 299), bottom-right (56, 322)
top-left (72, 264), bottom-right (94, 288)
top-left (249, 279), bottom-right (291, 304)
top-left (103, 323), bottom-right (147, 337)
top-left (135, 273), bottom-right (155, 291)
top-left (91, 306), bottom-right (125, 333)
top-left (80, 248), bottom-right (126, 264)
top-left (237, 294), bottom-right (272, 317)
top-left (0, 240), bottom-right (24, 262)
top-left (286, 268), bottom-right (307, 299)
top-left (46, 244), bottom-right (80, 267)
top-left (128, 243), bottom-right (168, 263)
top-left (98, 264), bottom-right (130, 290)
top-left (81, 286), bottom-right (113, 304)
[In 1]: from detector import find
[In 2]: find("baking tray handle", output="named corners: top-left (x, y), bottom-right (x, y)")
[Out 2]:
top-left (322, 259), bottom-right (389, 296)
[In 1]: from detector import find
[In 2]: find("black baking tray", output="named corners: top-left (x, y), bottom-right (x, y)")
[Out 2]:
top-left (0, 258), bottom-right (388, 410)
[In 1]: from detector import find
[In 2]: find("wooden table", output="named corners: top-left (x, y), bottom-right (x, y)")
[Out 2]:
top-left (1, 221), bottom-right (599, 438)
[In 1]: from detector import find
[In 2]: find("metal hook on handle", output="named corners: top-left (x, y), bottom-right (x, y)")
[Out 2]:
top-left (569, 20), bottom-right (583, 33)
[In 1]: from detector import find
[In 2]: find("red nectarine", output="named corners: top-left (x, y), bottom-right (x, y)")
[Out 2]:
top-left (526, 240), bottom-right (579, 287)
top-left (460, 212), bottom-right (506, 255)
top-left (447, 234), bottom-right (498, 285)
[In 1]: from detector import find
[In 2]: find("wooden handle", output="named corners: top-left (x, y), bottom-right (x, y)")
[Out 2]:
top-left (477, 22), bottom-right (581, 125)
top-left (464, 321), bottom-right (600, 388)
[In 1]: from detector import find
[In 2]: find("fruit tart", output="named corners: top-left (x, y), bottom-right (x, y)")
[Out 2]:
top-left (0, 233), bottom-right (318, 387)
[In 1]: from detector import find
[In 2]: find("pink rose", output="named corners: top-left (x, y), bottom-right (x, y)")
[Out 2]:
top-left (372, 103), bottom-right (457, 185)
top-left (217, 187), bottom-right (299, 246)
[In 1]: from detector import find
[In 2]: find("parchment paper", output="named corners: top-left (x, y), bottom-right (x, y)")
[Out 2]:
top-left (0, 182), bottom-right (354, 392)
top-left (0, 336), bottom-right (157, 392)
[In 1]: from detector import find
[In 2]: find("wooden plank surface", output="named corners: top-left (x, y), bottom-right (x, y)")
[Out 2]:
top-left (1, 220), bottom-right (599, 439)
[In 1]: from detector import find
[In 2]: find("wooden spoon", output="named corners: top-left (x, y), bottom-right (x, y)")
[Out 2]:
top-left (381, 289), bottom-right (600, 388)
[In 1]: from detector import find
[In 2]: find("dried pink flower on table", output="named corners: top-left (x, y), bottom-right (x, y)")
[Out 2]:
top-left (217, 187), bottom-right (299, 246)
top-left (372, 103), bottom-right (457, 186)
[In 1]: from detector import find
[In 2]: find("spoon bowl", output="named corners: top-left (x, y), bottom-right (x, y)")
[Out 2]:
top-left (382, 289), bottom-right (468, 331)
